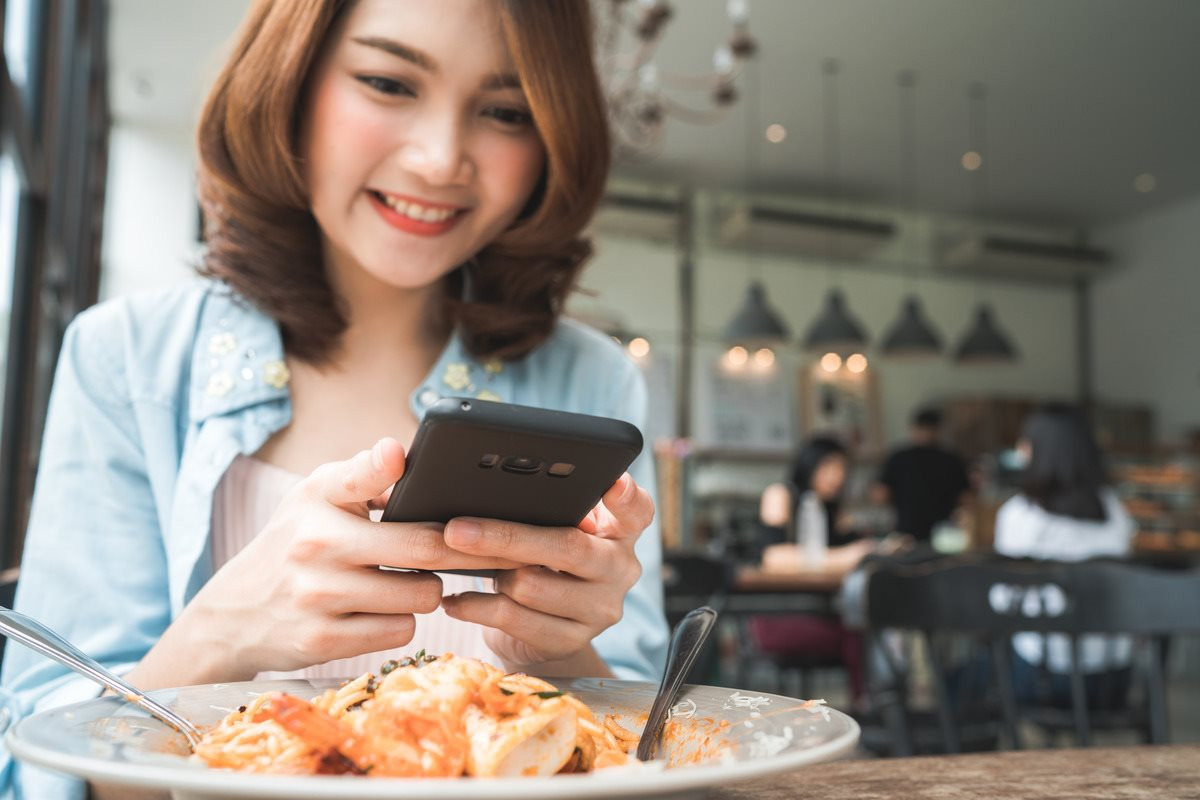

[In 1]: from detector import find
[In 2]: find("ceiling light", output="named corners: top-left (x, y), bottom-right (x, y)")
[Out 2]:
top-left (820, 352), bottom-right (842, 372)
top-left (846, 353), bottom-right (868, 373)
top-left (883, 71), bottom-right (943, 360)
top-left (954, 304), bottom-right (1018, 364)
top-left (753, 347), bottom-right (776, 368)
top-left (961, 150), bottom-right (982, 171)
top-left (1133, 173), bottom-right (1157, 193)
top-left (803, 288), bottom-right (869, 353)
top-left (882, 296), bottom-right (943, 358)
top-left (725, 345), bottom-right (749, 368)
top-left (723, 281), bottom-right (791, 348)
top-left (765, 123), bottom-right (786, 143)
top-left (627, 336), bottom-right (651, 359)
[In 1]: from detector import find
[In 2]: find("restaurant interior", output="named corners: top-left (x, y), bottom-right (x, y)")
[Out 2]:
top-left (2, 0), bottom-right (1199, 795)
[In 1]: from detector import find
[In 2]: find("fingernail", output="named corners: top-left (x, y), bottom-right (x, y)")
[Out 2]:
top-left (449, 519), bottom-right (481, 545)
top-left (619, 474), bottom-right (635, 500)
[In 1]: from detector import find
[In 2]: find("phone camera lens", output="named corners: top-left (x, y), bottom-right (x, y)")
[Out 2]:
top-left (478, 454), bottom-right (500, 468)
top-left (460, 400), bottom-right (472, 411)
top-left (501, 456), bottom-right (544, 475)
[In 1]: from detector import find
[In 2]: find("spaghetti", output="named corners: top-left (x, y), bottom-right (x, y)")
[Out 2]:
top-left (193, 652), bottom-right (636, 777)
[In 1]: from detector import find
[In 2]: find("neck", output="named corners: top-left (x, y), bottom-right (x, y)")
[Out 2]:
top-left (323, 247), bottom-right (451, 374)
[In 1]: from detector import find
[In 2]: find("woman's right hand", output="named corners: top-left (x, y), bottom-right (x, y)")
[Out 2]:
top-left (127, 438), bottom-right (518, 688)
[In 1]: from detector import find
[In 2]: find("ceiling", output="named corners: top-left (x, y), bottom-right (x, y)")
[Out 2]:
top-left (108, 0), bottom-right (1200, 229)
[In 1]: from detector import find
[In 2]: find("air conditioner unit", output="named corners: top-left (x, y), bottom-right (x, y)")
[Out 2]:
top-left (712, 203), bottom-right (895, 260)
top-left (588, 192), bottom-right (681, 243)
top-left (936, 233), bottom-right (1110, 284)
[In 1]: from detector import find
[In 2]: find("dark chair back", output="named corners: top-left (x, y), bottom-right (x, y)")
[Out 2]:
top-left (857, 553), bottom-right (1200, 753)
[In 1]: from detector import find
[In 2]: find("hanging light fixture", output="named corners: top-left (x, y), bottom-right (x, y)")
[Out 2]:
top-left (954, 304), bottom-right (1017, 363)
top-left (597, 0), bottom-right (759, 154)
top-left (882, 70), bottom-right (943, 358)
top-left (722, 49), bottom-right (790, 362)
top-left (803, 59), bottom-right (868, 355)
top-left (803, 288), bottom-right (869, 353)
top-left (723, 281), bottom-right (790, 346)
top-left (954, 83), bottom-right (1018, 365)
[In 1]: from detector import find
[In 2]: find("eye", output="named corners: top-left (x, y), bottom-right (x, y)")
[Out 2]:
top-left (484, 106), bottom-right (534, 128)
top-left (355, 75), bottom-right (415, 97)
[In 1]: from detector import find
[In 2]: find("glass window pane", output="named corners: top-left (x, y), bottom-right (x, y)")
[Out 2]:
top-left (0, 151), bottom-right (18, 404)
top-left (4, 0), bottom-right (44, 126)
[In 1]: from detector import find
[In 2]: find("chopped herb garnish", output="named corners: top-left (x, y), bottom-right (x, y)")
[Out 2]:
top-left (499, 687), bottom-right (515, 696)
top-left (413, 649), bottom-right (426, 662)
top-left (380, 659), bottom-right (398, 675)
top-left (423, 653), bottom-right (438, 663)
top-left (534, 691), bottom-right (565, 699)
top-left (398, 656), bottom-right (415, 668)
top-left (237, 705), bottom-right (247, 713)
top-left (365, 676), bottom-right (378, 693)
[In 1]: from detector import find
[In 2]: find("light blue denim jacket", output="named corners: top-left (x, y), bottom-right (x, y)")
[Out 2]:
top-left (0, 280), bottom-right (668, 799)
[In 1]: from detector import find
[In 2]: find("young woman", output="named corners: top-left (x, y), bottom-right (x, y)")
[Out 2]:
top-left (994, 403), bottom-right (1135, 706)
top-left (751, 437), bottom-right (868, 702)
top-left (0, 2), bottom-right (667, 796)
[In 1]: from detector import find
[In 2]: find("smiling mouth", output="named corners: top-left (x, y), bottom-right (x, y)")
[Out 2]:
top-left (369, 190), bottom-right (465, 224)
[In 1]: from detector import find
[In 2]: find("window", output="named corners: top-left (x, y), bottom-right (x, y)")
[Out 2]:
top-left (1, 0), bottom-right (108, 567)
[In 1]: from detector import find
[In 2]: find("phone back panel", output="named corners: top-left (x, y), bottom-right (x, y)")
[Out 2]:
top-left (382, 399), bottom-right (643, 528)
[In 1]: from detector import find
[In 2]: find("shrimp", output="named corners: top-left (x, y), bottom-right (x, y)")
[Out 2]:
top-left (250, 693), bottom-right (370, 775)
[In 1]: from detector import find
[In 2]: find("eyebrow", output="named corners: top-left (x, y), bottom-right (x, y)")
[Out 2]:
top-left (351, 35), bottom-right (524, 93)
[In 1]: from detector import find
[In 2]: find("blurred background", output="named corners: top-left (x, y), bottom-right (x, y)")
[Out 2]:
top-left (3, 0), bottom-right (1199, 749)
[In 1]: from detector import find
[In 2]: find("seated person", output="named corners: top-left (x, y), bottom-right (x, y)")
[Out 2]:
top-left (749, 437), bottom-right (868, 702)
top-left (993, 403), bottom-right (1135, 709)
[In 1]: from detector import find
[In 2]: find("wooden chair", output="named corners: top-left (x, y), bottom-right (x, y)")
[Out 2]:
top-left (853, 553), bottom-right (1200, 754)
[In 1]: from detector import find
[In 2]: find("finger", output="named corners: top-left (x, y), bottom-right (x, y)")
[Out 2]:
top-left (366, 482), bottom-right (395, 512)
top-left (443, 518), bottom-right (611, 580)
top-left (493, 566), bottom-right (624, 629)
top-left (293, 569), bottom-right (445, 617)
top-left (289, 613), bottom-right (417, 667)
top-left (313, 437), bottom-right (406, 509)
top-left (594, 473), bottom-right (655, 540)
top-left (441, 592), bottom-right (592, 660)
top-left (314, 515), bottom-right (526, 572)
top-left (576, 507), bottom-right (600, 535)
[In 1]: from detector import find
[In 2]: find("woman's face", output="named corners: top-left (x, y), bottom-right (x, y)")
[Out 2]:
top-left (299, 0), bottom-right (546, 293)
top-left (811, 453), bottom-right (847, 501)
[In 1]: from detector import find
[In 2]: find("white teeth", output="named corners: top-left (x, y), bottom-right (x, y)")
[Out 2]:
top-left (379, 192), bottom-right (457, 223)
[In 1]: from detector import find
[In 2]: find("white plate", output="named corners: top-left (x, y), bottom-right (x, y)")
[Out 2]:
top-left (6, 678), bottom-right (859, 800)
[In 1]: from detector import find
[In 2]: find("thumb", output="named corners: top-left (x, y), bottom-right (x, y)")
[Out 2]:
top-left (318, 437), bottom-right (406, 508)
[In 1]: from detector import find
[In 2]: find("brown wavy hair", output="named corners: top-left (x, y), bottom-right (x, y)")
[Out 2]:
top-left (196, 0), bottom-right (610, 363)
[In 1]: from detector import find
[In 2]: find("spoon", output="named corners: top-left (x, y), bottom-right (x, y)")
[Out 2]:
top-left (635, 605), bottom-right (718, 762)
top-left (0, 607), bottom-right (202, 748)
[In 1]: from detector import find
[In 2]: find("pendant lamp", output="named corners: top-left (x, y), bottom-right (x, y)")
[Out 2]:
top-left (803, 288), bottom-right (867, 353)
top-left (882, 295), bottom-right (943, 356)
top-left (954, 83), bottom-right (1017, 365)
top-left (954, 304), bottom-right (1017, 363)
top-left (882, 70), bottom-right (943, 359)
top-left (803, 60), bottom-right (869, 357)
top-left (723, 281), bottom-right (790, 347)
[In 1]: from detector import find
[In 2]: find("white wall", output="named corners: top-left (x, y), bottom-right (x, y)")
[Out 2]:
top-left (100, 125), bottom-right (199, 300)
top-left (1093, 194), bottom-right (1200, 443)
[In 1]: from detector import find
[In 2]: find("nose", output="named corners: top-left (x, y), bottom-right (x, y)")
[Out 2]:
top-left (396, 106), bottom-right (474, 187)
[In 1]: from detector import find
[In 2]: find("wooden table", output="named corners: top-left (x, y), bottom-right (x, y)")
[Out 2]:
top-left (709, 744), bottom-right (1200, 799)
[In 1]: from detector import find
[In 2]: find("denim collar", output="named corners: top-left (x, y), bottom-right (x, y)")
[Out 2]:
top-left (188, 284), bottom-right (515, 423)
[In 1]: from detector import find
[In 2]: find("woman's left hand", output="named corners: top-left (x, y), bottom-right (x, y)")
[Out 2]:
top-left (440, 472), bottom-right (653, 670)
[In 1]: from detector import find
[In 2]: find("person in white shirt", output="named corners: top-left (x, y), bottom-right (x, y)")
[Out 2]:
top-left (993, 403), bottom-right (1135, 708)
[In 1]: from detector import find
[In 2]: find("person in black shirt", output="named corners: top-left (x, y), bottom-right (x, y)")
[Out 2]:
top-left (873, 407), bottom-right (970, 542)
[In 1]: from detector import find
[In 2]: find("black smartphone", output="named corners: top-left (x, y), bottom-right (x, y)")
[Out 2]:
top-left (381, 398), bottom-right (644, 575)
